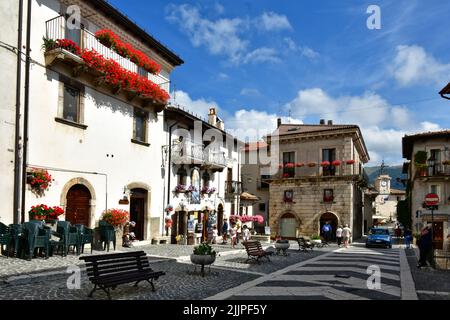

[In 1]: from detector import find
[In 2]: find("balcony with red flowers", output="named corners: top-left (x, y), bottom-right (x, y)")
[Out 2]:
top-left (44, 16), bottom-right (170, 112)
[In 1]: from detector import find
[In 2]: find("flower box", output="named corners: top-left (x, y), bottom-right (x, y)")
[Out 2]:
top-left (320, 161), bottom-right (331, 167)
top-left (331, 160), bottom-right (342, 166)
top-left (296, 162), bottom-right (305, 167)
top-left (346, 160), bottom-right (355, 165)
top-left (307, 162), bottom-right (317, 167)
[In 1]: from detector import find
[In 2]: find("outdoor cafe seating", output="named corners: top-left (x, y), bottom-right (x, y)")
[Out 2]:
top-left (0, 220), bottom-right (103, 260)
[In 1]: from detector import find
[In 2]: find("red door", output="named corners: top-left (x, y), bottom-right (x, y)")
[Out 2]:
top-left (66, 185), bottom-right (91, 226)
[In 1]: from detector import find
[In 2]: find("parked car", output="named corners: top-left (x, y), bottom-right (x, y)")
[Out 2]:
top-left (366, 228), bottom-right (392, 248)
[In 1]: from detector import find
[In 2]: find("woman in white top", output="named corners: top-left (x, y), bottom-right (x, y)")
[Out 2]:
top-left (336, 226), bottom-right (343, 247)
top-left (342, 224), bottom-right (352, 248)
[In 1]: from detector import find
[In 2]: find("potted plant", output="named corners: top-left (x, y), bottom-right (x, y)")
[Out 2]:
top-left (346, 160), bottom-right (355, 165)
top-left (28, 168), bottom-right (53, 197)
top-left (320, 161), bottom-right (331, 167)
top-left (310, 234), bottom-right (322, 245)
top-left (101, 208), bottom-right (130, 247)
top-left (307, 162), bottom-right (317, 167)
top-left (296, 162), bottom-right (305, 168)
top-left (174, 184), bottom-right (187, 193)
top-left (190, 242), bottom-right (217, 268)
top-left (414, 151), bottom-right (428, 176)
top-left (332, 160), bottom-right (342, 166)
top-left (274, 238), bottom-right (290, 255)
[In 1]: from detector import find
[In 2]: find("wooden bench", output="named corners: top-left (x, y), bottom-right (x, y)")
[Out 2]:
top-left (297, 237), bottom-right (314, 252)
top-left (242, 241), bottom-right (273, 264)
top-left (79, 251), bottom-right (165, 299)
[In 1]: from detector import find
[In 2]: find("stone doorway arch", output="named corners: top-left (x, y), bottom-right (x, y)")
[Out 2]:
top-left (279, 212), bottom-right (301, 239)
top-left (60, 178), bottom-right (96, 228)
top-left (319, 212), bottom-right (339, 242)
top-left (127, 182), bottom-right (151, 240)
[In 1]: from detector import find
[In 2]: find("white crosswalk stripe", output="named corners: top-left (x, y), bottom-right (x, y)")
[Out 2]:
top-left (226, 245), bottom-right (402, 300)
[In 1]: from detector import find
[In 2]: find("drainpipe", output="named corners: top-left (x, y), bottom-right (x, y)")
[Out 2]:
top-left (166, 120), bottom-right (179, 205)
top-left (13, 0), bottom-right (24, 224)
top-left (20, 0), bottom-right (32, 223)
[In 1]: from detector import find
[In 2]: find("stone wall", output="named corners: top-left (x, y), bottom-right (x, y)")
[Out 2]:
top-left (269, 179), bottom-right (356, 237)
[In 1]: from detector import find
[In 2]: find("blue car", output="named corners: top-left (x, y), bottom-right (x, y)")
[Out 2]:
top-left (366, 228), bottom-right (392, 248)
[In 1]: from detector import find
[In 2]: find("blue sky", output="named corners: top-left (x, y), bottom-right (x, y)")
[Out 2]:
top-left (109, 0), bottom-right (450, 165)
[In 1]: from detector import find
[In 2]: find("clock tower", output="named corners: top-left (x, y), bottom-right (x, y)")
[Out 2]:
top-left (375, 175), bottom-right (391, 195)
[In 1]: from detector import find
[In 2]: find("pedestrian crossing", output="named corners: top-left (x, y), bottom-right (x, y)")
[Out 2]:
top-left (227, 245), bottom-right (402, 300)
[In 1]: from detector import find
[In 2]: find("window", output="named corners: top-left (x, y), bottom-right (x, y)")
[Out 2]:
top-left (284, 190), bottom-right (293, 202)
top-left (258, 203), bottom-right (266, 212)
top-left (430, 149), bottom-right (442, 175)
top-left (324, 189), bottom-right (334, 202)
top-left (283, 152), bottom-right (295, 178)
top-left (177, 167), bottom-right (187, 185)
top-left (322, 149), bottom-right (336, 176)
top-left (63, 84), bottom-right (80, 122)
top-left (430, 185), bottom-right (441, 201)
top-left (202, 171), bottom-right (210, 188)
top-left (133, 109), bottom-right (148, 143)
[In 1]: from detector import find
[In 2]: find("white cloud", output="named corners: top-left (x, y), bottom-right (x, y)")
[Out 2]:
top-left (166, 4), bottom-right (298, 65)
top-left (284, 88), bottom-right (441, 165)
top-left (171, 90), bottom-right (219, 119)
top-left (257, 12), bottom-right (292, 31)
top-left (391, 45), bottom-right (450, 86)
top-left (284, 37), bottom-right (319, 59)
top-left (225, 109), bottom-right (303, 141)
top-left (166, 4), bottom-right (248, 63)
top-left (240, 88), bottom-right (261, 96)
top-left (217, 73), bottom-right (229, 80)
top-left (243, 47), bottom-right (280, 64)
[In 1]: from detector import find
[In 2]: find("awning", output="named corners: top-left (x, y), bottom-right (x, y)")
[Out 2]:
top-left (240, 192), bottom-right (259, 202)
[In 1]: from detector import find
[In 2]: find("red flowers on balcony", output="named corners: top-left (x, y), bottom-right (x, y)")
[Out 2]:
top-left (285, 163), bottom-right (295, 169)
top-left (42, 37), bottom-right (80, 55)
top-left (320, 161), bottom-right (331, 167)
top-left (346, 160), bottom-right (355, 165)
top-left (331, 160), bottom-right (342, 166)
top-left (95, 29), bottom-right (161, 75)
top-left (307, 162), bottom-right (317, 167)
top-left (296, 162), bottom-right (305, 167)
top-left (81, 49), bottom-right (169, 104)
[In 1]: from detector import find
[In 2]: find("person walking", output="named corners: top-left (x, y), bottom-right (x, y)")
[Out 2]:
top-left (236, 219), bottom-right (242, 244)
top-left (342, 224), bottom-right (352, 248)
top-left (417, 224), bottom-right (433, 268)
top-left (404, 228), bottom-right (412, 249)
top-left (230, 223), bottom-right (237, 248)
top-left (221, 220), bottom-right (229, 244)
top-left (322, 222), bottom-right (331, 243)
top-left (336, 225), bottom-right (343, 247)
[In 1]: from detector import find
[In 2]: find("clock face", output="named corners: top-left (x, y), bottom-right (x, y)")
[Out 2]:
top-left (381, 181), bottom-right (387, 187)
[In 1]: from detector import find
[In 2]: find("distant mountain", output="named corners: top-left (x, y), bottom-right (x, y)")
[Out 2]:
top-left (364, 165), bottom-right (406, 190)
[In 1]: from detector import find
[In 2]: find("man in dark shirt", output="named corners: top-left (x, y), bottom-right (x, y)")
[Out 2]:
top-left (418, 225), bottom-right (433, 268)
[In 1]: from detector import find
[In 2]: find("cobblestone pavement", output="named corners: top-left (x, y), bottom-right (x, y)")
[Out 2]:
top-left (0, 241), bottom-right (330, 300)
top-left (208, 243), bottom-right (403, 300)
top-left (405, 248), bottom-right (450, 300)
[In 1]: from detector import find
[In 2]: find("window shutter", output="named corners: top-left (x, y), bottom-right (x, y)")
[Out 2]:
top-left (57, 80), bottom-right (64, 118)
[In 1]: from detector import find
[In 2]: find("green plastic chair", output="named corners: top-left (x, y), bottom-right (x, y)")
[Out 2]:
top-left (0, 222), bottom-right (11, 258)
top-left (8, 224), bottom-right (23, 258)
top-left (57, 221), bottom-right (80, 255)
top-left (22, 222), bottom-right (50, 260)
top-left (74, 224), bottom-right (94, 254)
top-left (99, 221), bottom-right (116, 252)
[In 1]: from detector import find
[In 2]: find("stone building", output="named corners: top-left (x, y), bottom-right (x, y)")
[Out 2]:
top-left (264, 119), bottom-right (370, 240)
top-left (371, 174), bottom-right (406, 225)
top-left (402, 130), bottom-right (450, 249)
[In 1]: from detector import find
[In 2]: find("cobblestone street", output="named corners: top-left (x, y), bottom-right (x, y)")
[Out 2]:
top-left (0, 242), bottom-right (329, 300)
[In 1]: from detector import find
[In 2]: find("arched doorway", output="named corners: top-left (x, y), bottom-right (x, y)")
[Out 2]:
top-left (129, 188), bottom-right (147, 240)
top-left (280, 212), bottom-right (297, 239)
top-left (66, 184), bottom-right (91, 226)
top-left (217, 204), bottom-right (224, 236)
top-left (319, 212), bottom-right (338, 241)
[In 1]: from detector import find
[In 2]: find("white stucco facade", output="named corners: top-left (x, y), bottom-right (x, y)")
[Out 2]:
top-left (0, 0), bottom-right (182, 240)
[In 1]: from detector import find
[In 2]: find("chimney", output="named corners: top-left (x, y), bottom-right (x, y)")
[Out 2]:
top-left (320, 119), bottom-right (325, 125)
top-left (208, 108), bottom-right (217, 127)
top-left (277, 118), bottom-right (282, 128)
top-left (328, 120), bottom-right (333, 125)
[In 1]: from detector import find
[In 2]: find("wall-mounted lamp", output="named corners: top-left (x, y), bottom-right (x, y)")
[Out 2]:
top-left (119, 186), bottom-right (130, 205)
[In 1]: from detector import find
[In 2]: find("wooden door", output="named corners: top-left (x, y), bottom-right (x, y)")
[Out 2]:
top-left (130, 189), bottom-right (146, 240)
top-left (433, 221), bottom-right (444, 250)
top-left (66, 184), bottom-right (91, 226)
